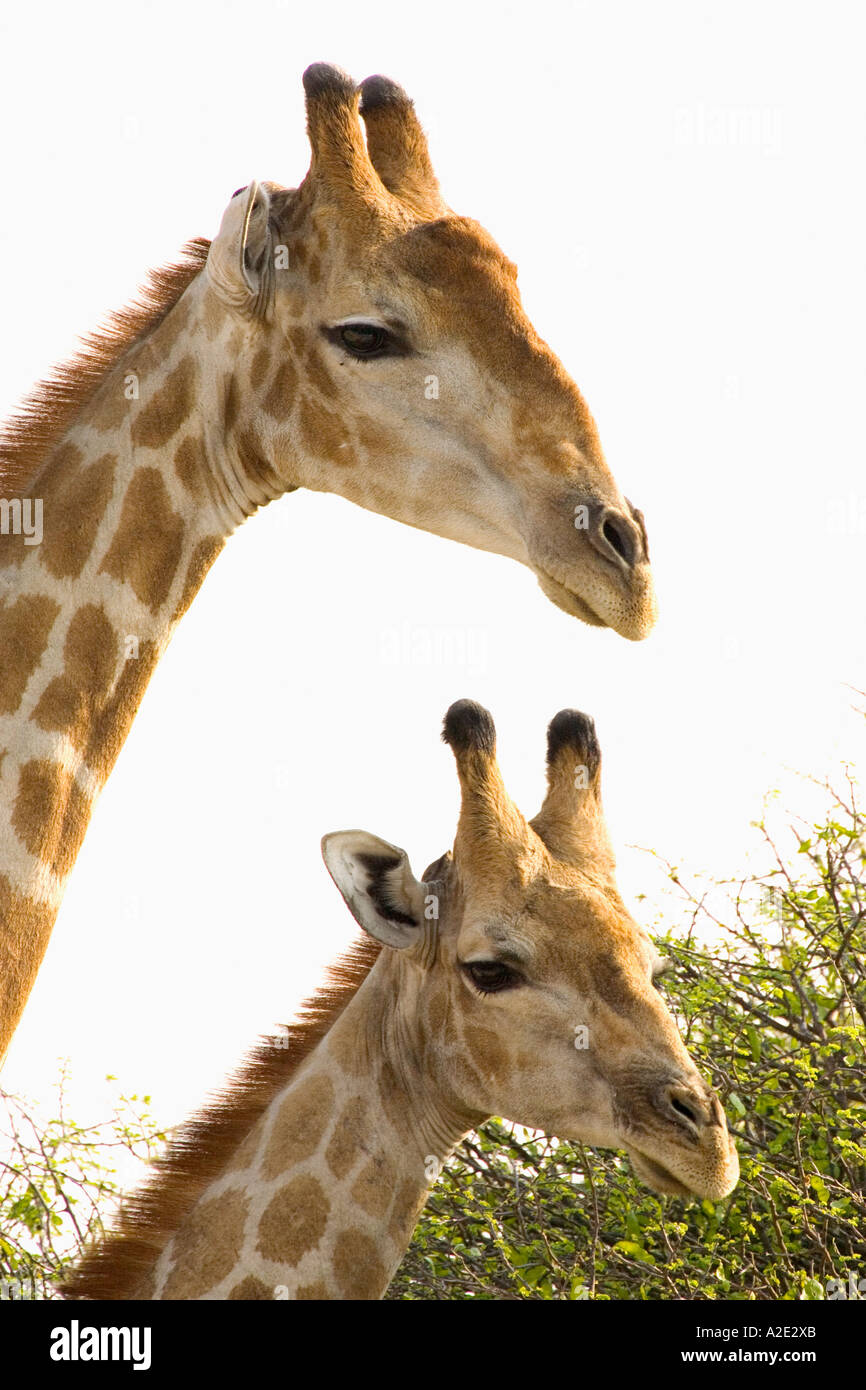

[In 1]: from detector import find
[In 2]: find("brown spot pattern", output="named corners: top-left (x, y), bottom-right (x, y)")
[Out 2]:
top-left (298, 394), bottom-right (351, 460)
top-left (305, 346), bottom-right (336, 400)
top-left (172, 536), bottom-right (223, 624)
top-left (228, 1275), bottom-right (271, 1300)
top-left (351, 1154), bottom-right (396, 1220)
top-left (261, 1072), bottom-right (335, 1180)
top-left (355, 414), bottom-right (395, 461)
top-left (262, 360), bottom-right (298, 420)
top-left (162, 1188), bottom-right (249, 1300)
top-left (173, 434), bottom-right (207, 497)
top-left (465, 1025), bottom-right (510, 1081)
top-left (201, 290), bottom-right (227, 342)
top-left (256, 1174), bottom-right (329, 1267)
top-left (38, 449), bottom-right (117, 581)
top-left (223, 376), bottom-right (242, 432)
top-left (34, 439), bottom-right (82, 478)
top-left (0, 874), bottom-right (56, 1061)
top-left (297, 1280), bottom-right (330, 1300)
top-left (86, 636), bottom-right (159, 782)
top-left (250, 347), bottom-right (270, 391)
top-left (98, 467), bottom-right (184, 612)
top-left (90, 374), bottom-right (134, 433)
top-left (226, 1116), bottom-right (265, 1174)
top-left (234, 431), bottom-right (283, 502)
top-left (378, 1060), bottom-right (411, 1137)
top-left (149, 291), bottom-right (193, 354)
top-left (426, 985), bottom-right (448, 1034)
top-left (130, 356), bottom-right (196, 450)
top-left (325, 1096), bottom-right (368, 1180)
top-left (0, 594), bottom-right (60, 715)
top-left (333, 1229), bottom-right (386, 1300)
top-left (388, 1177), bottom-right (426, 1243)
top-left (12, 759), bottom-right (90, 877)
top-left (31, 604), bottom-right (119, 746)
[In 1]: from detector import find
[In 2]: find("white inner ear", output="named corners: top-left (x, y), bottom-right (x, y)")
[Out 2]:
top-left (322, 831), bottom-right (425, 950)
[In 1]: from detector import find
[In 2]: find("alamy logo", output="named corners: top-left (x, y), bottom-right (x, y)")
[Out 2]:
top-left (49, 1320), bottom-right (152, 1371)
top-left (0, 496), bottom-right (43, 545)
top-left (0, 1275), bottom-right (41, 1299)
top-left (826, 1272), bottom-right (866, 1299)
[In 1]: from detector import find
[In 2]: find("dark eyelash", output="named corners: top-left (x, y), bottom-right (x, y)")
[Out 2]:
top-left (321, 323), bottom-right (410, 360)
top-left (462, 960), bottom-right (521, 995)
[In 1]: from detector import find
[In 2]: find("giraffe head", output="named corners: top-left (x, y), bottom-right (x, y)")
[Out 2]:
top-left (323, 700), bottom-right (739, 1201)
top-left (206, 64), bottom-right (656, 639)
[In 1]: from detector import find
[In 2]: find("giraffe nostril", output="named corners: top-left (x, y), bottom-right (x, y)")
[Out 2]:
top-left (602, 517), bottom-right (631, 563)
top-left (670, 1094), bottom-right (699, 1126)
top-left (603, 519), bottom-right (631, 561)
top-left (659, 1082), bottom-right (707, 1136)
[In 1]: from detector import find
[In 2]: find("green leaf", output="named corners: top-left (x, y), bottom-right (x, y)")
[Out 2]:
top-left (613, 1241), bottom-right (656, 1265)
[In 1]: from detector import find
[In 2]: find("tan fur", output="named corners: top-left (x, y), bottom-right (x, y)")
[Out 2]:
top-left (11, 759), bottom-right (89, 874)
top-left (0, 594), bottom-right (60, 714)
top-left (36, 450), bottom-right (116, 580)
top-left (98, 467), bottom-right (185, 612)
top-left (31, 604), bottom-right (119, 746)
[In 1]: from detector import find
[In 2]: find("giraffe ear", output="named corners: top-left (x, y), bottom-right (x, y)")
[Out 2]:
top-left (321, 831), bottom-right (426, 950)
top-left (206, 180), bottom-right (273, 317)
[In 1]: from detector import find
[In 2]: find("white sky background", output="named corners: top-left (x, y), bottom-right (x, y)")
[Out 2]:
top-left (1, 0), bottom-right (865, 1146)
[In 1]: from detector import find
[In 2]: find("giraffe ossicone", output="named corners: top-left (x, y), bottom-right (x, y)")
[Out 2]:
top-left (0, 61), bottom-right (656, 1060)
top-left (63, 701), bottom-right (738, 1302)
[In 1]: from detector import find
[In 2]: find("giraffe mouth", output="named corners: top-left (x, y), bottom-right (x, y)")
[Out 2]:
top-left (627, 1147), bottom-right (694, 1198)
top-left (534, 567), bottom-right (608, 628)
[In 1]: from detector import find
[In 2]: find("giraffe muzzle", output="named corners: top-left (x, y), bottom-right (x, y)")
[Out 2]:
top-left (626, 1075), bottom-right (740, 1200)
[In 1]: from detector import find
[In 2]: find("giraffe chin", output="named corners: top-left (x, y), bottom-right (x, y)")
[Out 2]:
top-left (626, 1148), bottom-right (699, 1199)
top-left (534, 569), bottom-right (608, 629)
top-left (534, 565), bottom-right (657, 640)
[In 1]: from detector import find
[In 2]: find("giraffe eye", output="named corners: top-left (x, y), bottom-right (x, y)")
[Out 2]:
top-left (337, 323), bottom-right (391, 358)
top-left (463, 961), bottom-right (521, 995)
top-left (323, 320), bottom-right (410, 360)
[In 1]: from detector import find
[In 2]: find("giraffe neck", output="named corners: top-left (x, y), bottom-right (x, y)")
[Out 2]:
top-left (0, 271), bottom-right (288, 1060)
top-left (145, 951), bottom-right (478, 1300)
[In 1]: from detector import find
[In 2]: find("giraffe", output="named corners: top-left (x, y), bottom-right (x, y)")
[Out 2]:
top-left (0, 65), bottom-right (658, 1063)
top-left (62, 700), bottom-right (738, 1301)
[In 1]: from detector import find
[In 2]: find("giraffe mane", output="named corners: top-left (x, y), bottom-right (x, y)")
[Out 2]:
top-left (60, 934), bottom-right (381, 1301)
top-left (0, 237), bottom-right (211, 499)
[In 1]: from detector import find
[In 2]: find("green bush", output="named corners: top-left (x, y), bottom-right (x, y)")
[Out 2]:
top-left (0, 1068), bottom-right (165, 1299)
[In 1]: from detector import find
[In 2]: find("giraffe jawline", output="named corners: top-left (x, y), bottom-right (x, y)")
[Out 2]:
top-left (534, 568), bottom-right (608, 628)
top-left (627, 1147), bottom-right (694, 1198)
